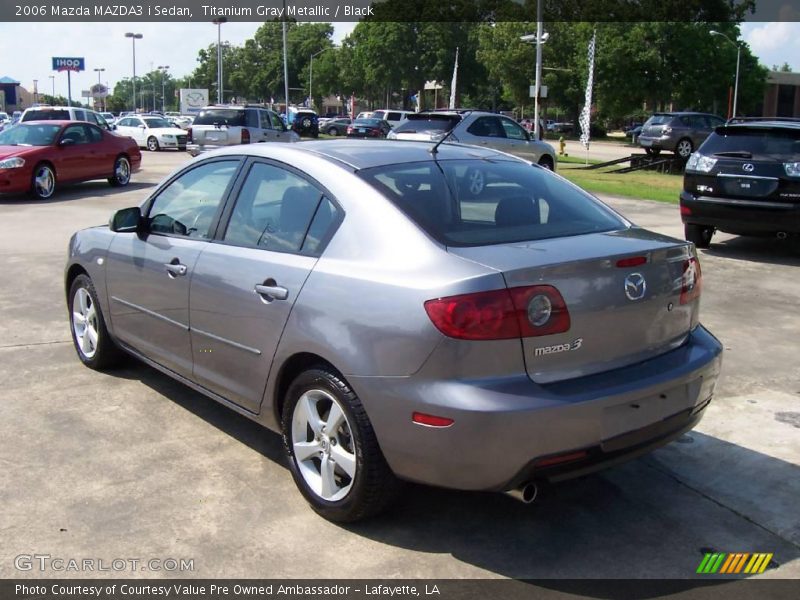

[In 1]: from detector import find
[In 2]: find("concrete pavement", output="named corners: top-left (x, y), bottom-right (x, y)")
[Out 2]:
top-left (1, 151), bottom-right (798, 580)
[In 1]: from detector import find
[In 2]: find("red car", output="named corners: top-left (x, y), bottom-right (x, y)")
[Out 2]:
top-left (0, 120), bottom-right (141, 199)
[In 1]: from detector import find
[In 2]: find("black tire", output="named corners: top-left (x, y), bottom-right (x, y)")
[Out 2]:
top-left (685, 224), bottom-right (713, 249)
top-left (538, 156), bottom-right (555, 170)
top-left (68, 274), bottom-right (125, 370)
top-left (108, 155), bottom-right (131, 187)
top-left (644, 147), bottom-right (661, 157)
top-left (328, 127), bottom-right (339, 136)
top-left (30, 163), bottom-right (56, 199)
top-left (146, 136), bottom-right (160, 152)
top-left (675, 138), bottom-right (694, 160)
top-left (281, 367), bottom-right (401, 522)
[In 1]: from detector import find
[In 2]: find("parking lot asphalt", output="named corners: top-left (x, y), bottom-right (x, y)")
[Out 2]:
top-left (1, 150), bottom-right (798, 580)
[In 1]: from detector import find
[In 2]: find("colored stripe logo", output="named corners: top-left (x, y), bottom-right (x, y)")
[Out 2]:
top-left (697, 552), bottom-right (773, 574)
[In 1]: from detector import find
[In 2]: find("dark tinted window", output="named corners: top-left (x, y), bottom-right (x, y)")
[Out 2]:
top-left (245, 110), bottom-right (259, 128)
top-left (358, 159), bottom-right (624, 247)
top-left (87, 125), bottom-right (104, 142)
top-left (645, 115), bottom-right (672, 126)
top-left (302, 197), bottom-right (339, 254)
top-left (193, 109), bottom-right (246, 127)
top-left (393, 115), bottom-right (458, 135)
top-left (700, 128), bottom-right (800, 159)
top-left (468, 116), bottom-right (506, 138)
top-left (23, 109), bottom-right (70, 121)
top-left (224, 162), bottom-right (323, 253)
top-left (148, 160), bottom-right (238, 238)
top-left (62, 124), bottom-right (90, 145)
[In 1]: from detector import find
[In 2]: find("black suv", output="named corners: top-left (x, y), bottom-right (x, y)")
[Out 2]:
top-left (291, 110), bottom-right (319, 138)
top-left (680, 118), bottom-right (800, 247)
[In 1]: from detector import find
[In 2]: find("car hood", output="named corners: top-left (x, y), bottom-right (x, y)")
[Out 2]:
top-left (0, 145), bottom-right (47, 160)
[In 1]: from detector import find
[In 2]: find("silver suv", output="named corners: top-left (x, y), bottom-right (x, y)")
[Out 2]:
top-left (387, 110), bottom-right (557, 173)
top-left (638, 112), bottom-right (725, 160)
top-left (188, 105), bottom-right (299, 156)
top-left (20, 106), bottom-right (113, 131)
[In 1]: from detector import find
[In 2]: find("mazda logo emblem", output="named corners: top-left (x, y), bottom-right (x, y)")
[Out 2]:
top-left (624, 273), bottom-right (647, 301)
top-left (742, 163), bottom-right (754, 172)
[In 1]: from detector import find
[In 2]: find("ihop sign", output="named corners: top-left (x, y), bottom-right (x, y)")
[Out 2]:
top-left (52, 57), bottom-right (85, 72)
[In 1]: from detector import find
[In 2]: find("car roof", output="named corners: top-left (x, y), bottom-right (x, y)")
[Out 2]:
top-left (207, 139), bottom-right (520, 171)
top-left (724, 117), bottom-right (800, 130)
top-left (651, 111), bottom-right (717, 117)
top-left (17, 120), bottom-right (71, 126)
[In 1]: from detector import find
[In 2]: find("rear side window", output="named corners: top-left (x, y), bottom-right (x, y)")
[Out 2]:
top-left (393, 115), bottom-right (459, 135)
top-left (224, 162), bottom-right (324, 254)
top-left (358, 159), bottom-right (624, 247)
top-left (193, 109), bottom-right (246, 127)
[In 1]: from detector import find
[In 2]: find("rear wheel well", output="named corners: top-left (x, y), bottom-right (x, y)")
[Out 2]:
top-left (273, 352), bottom-right (338, 422)
top-left (65, 264), bottom-right (88, 299)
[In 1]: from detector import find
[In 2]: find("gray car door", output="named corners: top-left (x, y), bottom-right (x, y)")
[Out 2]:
top-left (105, 159), bottom-right (241, 377)
top-left (189, 160), bottom-right (339, 412)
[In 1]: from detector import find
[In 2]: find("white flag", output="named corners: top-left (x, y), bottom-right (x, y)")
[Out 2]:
top-left (449, 47), bottom-right (459, 110)
top-left (579, 31), bottom-right (596, 149)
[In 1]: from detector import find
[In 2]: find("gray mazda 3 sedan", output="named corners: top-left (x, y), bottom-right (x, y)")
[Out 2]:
top-left (66, 140), bottom-right (722, 522)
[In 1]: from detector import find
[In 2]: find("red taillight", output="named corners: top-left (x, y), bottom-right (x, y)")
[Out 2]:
top-left (424, 285), bottom-right (570, 341)
top-left (680, 205), bottom-right (692, 216)
top-left (412, 412), bottom-right (454, 428)
top-left (187, 127), bottom-right (192, 143)
top-left (616, 256), bottom-right (647, 268)
top-left (680, 257), bottom-right (702, 304)
top-left (241, 128), bottom-right (250, 144)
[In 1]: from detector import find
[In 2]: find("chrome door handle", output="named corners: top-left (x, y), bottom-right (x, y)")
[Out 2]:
top-left (164, 262), bottom-right (187, 277)
top-left (255, 284), bottom-right (288, 301)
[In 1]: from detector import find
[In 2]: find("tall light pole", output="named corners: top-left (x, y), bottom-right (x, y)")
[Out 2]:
top-left (212, 17), bottom-right (227, 104)
top-left (93, 67), bottom-right (105, 110)
top-left (48, 75), bottom-right (55, 99)
top-left (125, 32), bottom-right (143, 112)
top-left (521, 26), bottom-right (549, 140)
top-left (710, 30), bottom-right (742, 118)
top-left (158, 65), bottom-right (170, 112)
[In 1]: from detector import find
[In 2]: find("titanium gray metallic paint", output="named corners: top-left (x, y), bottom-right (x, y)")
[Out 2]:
top-left (66, 140), bottom-right (722, 495)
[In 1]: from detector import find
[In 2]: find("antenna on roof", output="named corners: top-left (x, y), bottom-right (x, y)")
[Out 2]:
top-left (429, 128), bottom-right (455, 155)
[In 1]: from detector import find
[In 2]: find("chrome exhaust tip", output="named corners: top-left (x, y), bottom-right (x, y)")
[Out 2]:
top-left (505, 482), bottom-right (539, 504)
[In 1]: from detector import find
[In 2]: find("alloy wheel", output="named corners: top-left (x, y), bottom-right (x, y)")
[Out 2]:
top-left (72, 287), bottom-right (98, 359)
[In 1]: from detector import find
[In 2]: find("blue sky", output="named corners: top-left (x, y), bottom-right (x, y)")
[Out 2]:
top-left (0, 21), bottom-right (796, 101)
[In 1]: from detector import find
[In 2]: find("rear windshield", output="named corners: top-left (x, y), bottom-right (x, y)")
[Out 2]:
top-left (354, 118), bottom-right (380, 126)
top-left (358, 159), bottom-right (625, 247)
top-left (393, 115), bottom-right (458, 135)
top-left (22, 109), bottom-right (70, 121)
top-left (700, 128), bottom-right (800, 159)
top-left (645, 115), bottom-right (672, 126)
top-left (193, 109), bottom-right (245, 127)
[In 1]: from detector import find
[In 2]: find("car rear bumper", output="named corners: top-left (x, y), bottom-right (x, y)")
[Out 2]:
top-left (680, 191), bottom-right (800, 234)
top-left (638, 135), bottom-right (675, 151)
top-left (187, 143), bottom-right (220, 157)
top-left (351, 325), bottom-right (722, 491)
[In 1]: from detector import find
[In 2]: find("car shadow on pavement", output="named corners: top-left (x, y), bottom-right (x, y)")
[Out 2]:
top-left (114, 361), bottom-right (799, 589)
top-left (701, 236), bottom-right (800, 267)
top-left (0, 181), bottom-right (156, 205)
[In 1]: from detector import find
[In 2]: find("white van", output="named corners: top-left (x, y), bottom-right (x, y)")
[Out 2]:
top-left (371, 109), bottom-right (413, 129)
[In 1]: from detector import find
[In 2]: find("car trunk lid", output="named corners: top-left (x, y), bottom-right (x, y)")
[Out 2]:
top-left (449, 229), bottom-right (698, 383)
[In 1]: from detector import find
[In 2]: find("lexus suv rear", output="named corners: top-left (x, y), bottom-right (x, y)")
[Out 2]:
top-left (680, 118), bottom-right (800, 247)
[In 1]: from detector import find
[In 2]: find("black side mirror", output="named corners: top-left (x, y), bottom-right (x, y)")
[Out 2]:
top-left (110, 207), bottom-right (142, 233)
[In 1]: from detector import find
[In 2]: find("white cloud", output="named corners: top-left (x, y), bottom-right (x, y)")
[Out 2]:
top-left (742, 21), bottom-right (800, 71)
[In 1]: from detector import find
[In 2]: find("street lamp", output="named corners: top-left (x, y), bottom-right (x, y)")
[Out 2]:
top-left (48, 75), bottom-right (55, 99)
top-left (94, 68), bottom-right (105, 110)
top-left (158, 65), bottom-right (170, 112)
top-left (309, 46), bottom-right (337, 111)
top-left (521, 17), bottom-right (549, 141)
top-left (125, 32), bottom-right (143, 112)
top-left (212, 17), bottom-right (227, 104)
top-left (710, 30), bottom-right (742, 118)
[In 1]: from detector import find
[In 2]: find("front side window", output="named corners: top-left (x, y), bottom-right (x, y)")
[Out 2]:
top-left (501, 117), bottom-right (528, 140)
top-left (358, 159), bottom-right (625, 247)
top-left (468, 116), bottom-right (506, 138)
top-left (224, 162), bottom-right (324, 253)
top-left (147, 160), bottom-right (239, 238)
top-left (61, 124), bottom-right (90, 145)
